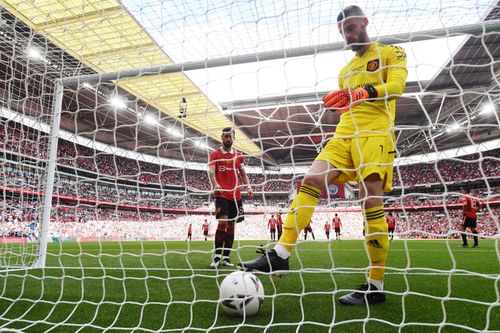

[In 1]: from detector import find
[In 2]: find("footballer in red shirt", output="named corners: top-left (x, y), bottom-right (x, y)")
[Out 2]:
top-left (209, 127), bottom-right (253, 268)
top-left (186, 224), bottom-right (192, 241)
top-left (460, 188), bottom-right (480, 248)
top-left (324, 221), bottom-right (331, 240)
top-left (202, 219), bottom-right (210, 241)
top-left (276, 212), bottom-right (283, 239)
top-left (303, 220), bottom-right (315, 240)
top-left (268, 215), bottom-right (277, 241)
top-left (386, 212), bottom-right (395, 241)
top-left (333, 214), bottom-right (342, 241)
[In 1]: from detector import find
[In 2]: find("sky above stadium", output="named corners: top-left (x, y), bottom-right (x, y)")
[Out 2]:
top-left (122, 0), bottom-right (496, 103)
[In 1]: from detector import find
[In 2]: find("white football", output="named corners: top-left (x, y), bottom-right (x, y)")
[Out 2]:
top-left (219, 271), bottom-right (264, 317)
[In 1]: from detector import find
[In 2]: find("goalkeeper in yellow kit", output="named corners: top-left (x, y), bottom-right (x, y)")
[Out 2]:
top-left (238, 5), bottom-right (408, 306)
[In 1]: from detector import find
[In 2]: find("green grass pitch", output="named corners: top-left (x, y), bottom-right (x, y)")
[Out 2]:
top-left (0, 239), bottom-right (498, 332)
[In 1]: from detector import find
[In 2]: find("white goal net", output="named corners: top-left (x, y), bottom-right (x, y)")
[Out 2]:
top-left (0, 0), bottom-right (498, 332)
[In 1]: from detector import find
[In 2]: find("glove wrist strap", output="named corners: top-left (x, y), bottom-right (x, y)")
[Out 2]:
top-left (364, 84), bottom-right (378, 100)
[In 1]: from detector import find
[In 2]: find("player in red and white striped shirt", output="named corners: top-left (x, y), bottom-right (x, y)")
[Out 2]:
top-left (209, 127), bottom-right (253, 268)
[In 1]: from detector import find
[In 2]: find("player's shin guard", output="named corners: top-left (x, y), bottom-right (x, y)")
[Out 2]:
top-left (279, 184), bottom-right (320, 252)
top-left (364, 206), bottom-right (389, 282)
top-left (223, 223), bottom-right (235, 257)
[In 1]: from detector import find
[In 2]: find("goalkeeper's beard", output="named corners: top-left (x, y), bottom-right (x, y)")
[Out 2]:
top-left (223, 141), bottom-right (232, 149)
top-left (348, 28), bottom-right (369, 52)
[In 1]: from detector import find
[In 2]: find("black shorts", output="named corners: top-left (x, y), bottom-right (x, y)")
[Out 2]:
top-left (203, 231), bottom-right (208, 236)
top-left (463, 217), bottom-right (477, 229)
top-left (335, 228), bottom-right (341, 233)
top-left (215, 197), bottom-right (244, 222)
top-left (270, 229), bottom-right (276, 233)
top-left (388, 228), bottom-right (394, 233)
top-left (305, 226), bottom-right (313, 233)
top-left (277, 225), bottom-right (283, 232)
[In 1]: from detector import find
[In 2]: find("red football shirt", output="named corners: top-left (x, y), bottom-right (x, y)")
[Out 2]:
top-left (209, 148), bottom-right (245, 201)
top-left (202, 223), bottom-right (209, 232)
top-left (276, 214), bottom-right (283, 226)
top-left (324, 223), bottom-right (331, 232)
top-left (333, 217), bottom-right (341, 229)
top-left (387, 216), bottom-right (395, 229)
top-left (268, 218), bottom-right (276, 230)
top-left (462, 197), bottom-right (479, 219)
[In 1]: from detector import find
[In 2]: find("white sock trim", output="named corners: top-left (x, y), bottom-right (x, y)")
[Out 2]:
top-left (368, 278), bottom-right (384, 291)
top-left (274, 243), bottom-right (291, 260)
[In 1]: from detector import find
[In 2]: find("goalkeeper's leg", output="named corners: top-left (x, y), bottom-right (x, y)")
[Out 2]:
top-left (338, 174), bottom-right (388, 306)
top-left (237, 160), bottom-right (340, 274)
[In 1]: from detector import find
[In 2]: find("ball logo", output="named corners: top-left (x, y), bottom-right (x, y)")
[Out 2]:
top-left (328, 184), bottom-right (339, 195)
top-left (219, 165), bottom-right (226, 172)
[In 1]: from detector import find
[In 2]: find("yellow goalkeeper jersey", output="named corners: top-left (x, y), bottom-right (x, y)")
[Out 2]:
top-left (335, 42), bottom-right (408, 138)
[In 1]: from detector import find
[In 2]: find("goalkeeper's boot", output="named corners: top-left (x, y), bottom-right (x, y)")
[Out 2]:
top-left (221, 257), bottom-right (234, 267)
top-left (338, 282), bottom-right (386, 306)
top-left (237, 249), bottom-right (289, 277)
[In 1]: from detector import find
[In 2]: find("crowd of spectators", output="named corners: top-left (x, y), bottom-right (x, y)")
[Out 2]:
top-left (1, 157), bottom-right (498, 211)
top-left (393, 207), bottom-right (499, 239)
top-left (385, 187), bottom-right (499, 208)
top-left (0, 120), bottom-right (498, 242)
top-left (1, 196), bottom-right (497, 241)
top-left (393, 150), bottom-right (499, 188)
top-left (0, 120), bottom-right (498, 194)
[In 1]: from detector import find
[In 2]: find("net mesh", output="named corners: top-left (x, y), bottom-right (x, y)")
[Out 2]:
top-left (0, 0), bottom-right (498, 332)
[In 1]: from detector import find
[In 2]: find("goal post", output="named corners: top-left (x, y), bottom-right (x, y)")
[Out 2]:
top-left (32, 80), bottom-right (64, 269)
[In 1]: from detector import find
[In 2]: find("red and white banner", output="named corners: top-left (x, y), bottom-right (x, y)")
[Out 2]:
top-left (321, 183), bottom-right (345, 199)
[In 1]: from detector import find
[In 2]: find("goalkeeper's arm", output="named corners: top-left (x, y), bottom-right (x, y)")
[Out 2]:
top-left (323, 46), bottom-right (408, 113)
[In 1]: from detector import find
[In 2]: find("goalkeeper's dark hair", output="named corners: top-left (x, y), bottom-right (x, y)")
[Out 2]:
top-left (337, 5), bottom-right (365, 23)
top-left (222, 127), bottom-right (234, 135)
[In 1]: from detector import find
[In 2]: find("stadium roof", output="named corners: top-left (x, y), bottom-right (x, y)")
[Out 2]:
top-left (0, 0), bottom-right (262, 156)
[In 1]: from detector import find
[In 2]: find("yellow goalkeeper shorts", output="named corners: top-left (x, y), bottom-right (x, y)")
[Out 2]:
top-left (316, 135), bottom-right (396, 192)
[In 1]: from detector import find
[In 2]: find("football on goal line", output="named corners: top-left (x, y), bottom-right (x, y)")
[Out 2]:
top-left (219, 271), bottom-right (264, 317)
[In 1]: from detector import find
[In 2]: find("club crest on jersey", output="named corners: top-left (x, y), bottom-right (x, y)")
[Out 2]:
top-left (366, 59), bottom-right (380, 72)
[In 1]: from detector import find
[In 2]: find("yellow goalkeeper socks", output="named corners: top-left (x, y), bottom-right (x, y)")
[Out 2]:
top-left (364, 205), bottom-right (389, 282)
top-left (277, 184), bottom-right (321, 254)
